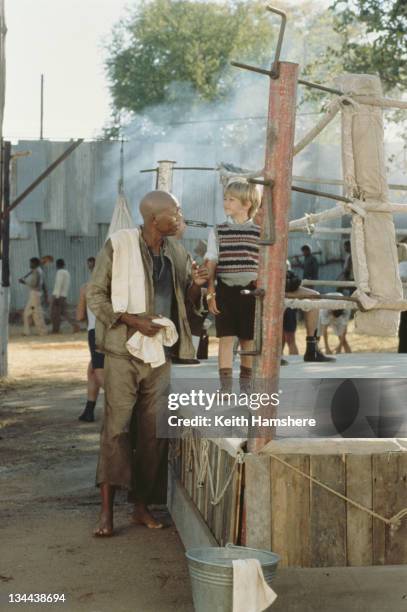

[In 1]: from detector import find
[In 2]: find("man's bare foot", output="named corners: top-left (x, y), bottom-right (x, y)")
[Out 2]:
top-left (93, 510), bottom-right (113, 537)
top-left (131, 503), bottom-right (163, 529)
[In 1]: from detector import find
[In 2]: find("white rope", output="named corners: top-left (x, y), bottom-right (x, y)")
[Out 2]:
top-left (353, 201), bottom-right (407, 214)
top-left (187, 431), bottom-right (244, 506)
top-left (352, 96), bottom-right (407, 110)
top-left (268, 453), bottom-right (407, 532)
top-left (288, 201), bottom-right (367, 233)
top-left (289, 206), bottom-right (345, 232)
top-left (285, 296), bottom-right (407, 312)
top-left (284, 297), bottom-right (357, 311)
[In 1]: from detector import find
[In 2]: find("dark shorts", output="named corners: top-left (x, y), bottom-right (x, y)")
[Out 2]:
top-left (215, 280), bottom-right (256, 340)
top-left (88, 328), bottom-right (105, 370)
top-left (283, 308), bottom-right (297, 333)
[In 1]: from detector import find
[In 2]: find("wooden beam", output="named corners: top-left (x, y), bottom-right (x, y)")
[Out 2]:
top-left (0, 138), bottom-right (83, 220)
top-left (248, 61), bottom-right (298, 451)
top-left (1, 140), bottom-right (10, 286)
top-left (0, 140), bottom-right (11, 377)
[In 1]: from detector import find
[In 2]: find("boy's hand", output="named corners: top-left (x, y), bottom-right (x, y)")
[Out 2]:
top-left (191, 261), bottom-right (209, 287)
top-left (207, 295), bottom-right (220, 315)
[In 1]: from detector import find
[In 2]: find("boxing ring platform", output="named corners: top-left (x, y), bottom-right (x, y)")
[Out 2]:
top-left (172, 353), bottom-right (407, 379)
top-left (168, 354), bottom-right (407, 568)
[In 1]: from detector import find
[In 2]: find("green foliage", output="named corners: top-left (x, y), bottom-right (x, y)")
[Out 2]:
top-left (307, 0), bottom-right (407, 93)
top-left (105, 0), bottom-right (274, 117)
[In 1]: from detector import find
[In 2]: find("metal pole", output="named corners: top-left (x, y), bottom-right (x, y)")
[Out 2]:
top-left (40, 74), bottom-right (44, 140)
top-left (248, 62), bottom-right (299, 453)
top-left (291, 184), bottom-right (352, 204)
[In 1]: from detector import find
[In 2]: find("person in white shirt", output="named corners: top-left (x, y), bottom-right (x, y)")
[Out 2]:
top-left (50, 258), bottom-right (80, 334)
top-left (19, 257), bottom-right (48, 336)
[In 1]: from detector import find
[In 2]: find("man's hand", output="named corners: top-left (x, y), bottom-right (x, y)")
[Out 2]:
top-left (120, 313), bottom-right (163, 337)
top-left (191, 261), bottom-right (209, 287)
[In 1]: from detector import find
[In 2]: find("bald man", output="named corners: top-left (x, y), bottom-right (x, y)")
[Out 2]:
top-left (87, 191), bottom-right (208, 536)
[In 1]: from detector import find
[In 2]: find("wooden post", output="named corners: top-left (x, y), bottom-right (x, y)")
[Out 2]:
top-left (248, 62), bottom-right (298, 452)
top-left (156, 160), bottom-right (176, 191)
top-left (337, 73), bottom-right (401, 337)
top-left (243, 62), bottom-right (298, 549)
top-left (0, 140), bottom-right (11, 377)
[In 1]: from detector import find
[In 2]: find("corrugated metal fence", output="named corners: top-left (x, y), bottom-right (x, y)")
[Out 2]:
top-left (9, 138), bottom-right (406, 313)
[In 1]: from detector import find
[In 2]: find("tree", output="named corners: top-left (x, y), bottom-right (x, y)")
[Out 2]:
top-left (105, 0), bottom-right (275, 120)
top-left (307, 0), bottom-right (407, 93)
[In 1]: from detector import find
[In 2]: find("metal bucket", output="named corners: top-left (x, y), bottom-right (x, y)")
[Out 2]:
top-left (185, 543), bottom-right (280, 612)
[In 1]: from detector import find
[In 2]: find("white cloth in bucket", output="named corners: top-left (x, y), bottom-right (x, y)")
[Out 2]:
top-left (232, 558), bottom-right (277, 612)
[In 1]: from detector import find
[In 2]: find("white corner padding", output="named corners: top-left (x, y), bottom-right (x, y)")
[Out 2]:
top-left (337, 74), bottom-right (403, 336)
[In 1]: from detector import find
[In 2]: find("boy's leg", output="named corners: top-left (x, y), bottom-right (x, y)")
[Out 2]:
top-left (239, 339), bottom-right (253, 369)
top-left (239, 339), bottom-right (253, 393)
top-left (340, 331), bottom-right (351, 353)
top-left (219, 336), bottom-right (235, 369)
top-left (94, 368), bottom-right (104, 388)
top-left (79, 362), bottom-right (99, 422)
top-left (286, 286), bottom-right (335, 362)
top-left (218, 336), bottom-right (234, 392)
top-left (285, 332), bottom-right (299, 355)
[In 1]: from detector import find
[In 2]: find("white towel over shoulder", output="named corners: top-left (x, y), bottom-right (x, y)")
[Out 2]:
top-left (126, 317), bottom-right (178, 368)
top-left (110, 228), bottom-right (146, 314)
top-left (233, 559), bottom-right (277, 612)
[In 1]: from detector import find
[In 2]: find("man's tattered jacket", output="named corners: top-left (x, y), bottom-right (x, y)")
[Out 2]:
top-left (87, 235), bottom-right (196, 360)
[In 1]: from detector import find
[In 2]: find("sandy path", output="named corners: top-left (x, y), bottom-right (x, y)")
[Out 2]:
top-left (0, 336), bottom-right (193, 612)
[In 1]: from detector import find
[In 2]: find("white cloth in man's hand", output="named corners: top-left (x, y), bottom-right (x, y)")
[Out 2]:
top-left (232, 558), bottom-right (277, 612)
top-left (126, 317), bottom-right (178, 367)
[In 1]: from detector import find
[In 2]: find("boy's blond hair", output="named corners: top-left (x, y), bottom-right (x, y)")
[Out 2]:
top-left (224, 178), bottom-right (262, 219)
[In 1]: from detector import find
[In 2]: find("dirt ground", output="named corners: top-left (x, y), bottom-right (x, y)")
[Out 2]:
top-left (3, 319), bottom-right (399, 390)
top-left (0, 328), bottom-right (194, 612)
top-left (0, 325), bottom-right (400, 612)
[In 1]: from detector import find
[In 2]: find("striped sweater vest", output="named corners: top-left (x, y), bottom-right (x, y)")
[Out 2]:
top-left (216, 222), bottom-right (260, 276)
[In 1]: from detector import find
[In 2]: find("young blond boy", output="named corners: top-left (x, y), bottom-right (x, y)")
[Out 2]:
top-left (205, 179), bottom-right (261, 391)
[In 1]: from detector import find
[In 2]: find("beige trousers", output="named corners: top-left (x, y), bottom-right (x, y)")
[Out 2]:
top-left (96, 354), bottom-right (171, 504)
top-left (23, 290), bottom-right (47, 336)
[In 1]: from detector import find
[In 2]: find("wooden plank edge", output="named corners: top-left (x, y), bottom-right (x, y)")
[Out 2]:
top-left (167, 463), bottom-right (218, 550)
